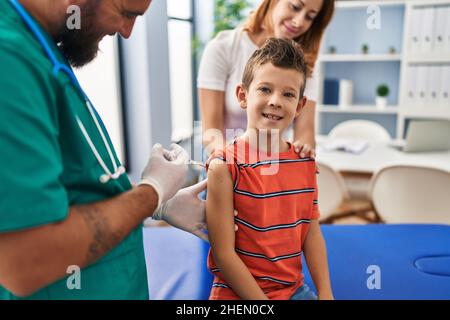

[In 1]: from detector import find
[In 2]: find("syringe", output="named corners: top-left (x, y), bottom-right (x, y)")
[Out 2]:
top-left (188, 160), bottom-right (206, 168)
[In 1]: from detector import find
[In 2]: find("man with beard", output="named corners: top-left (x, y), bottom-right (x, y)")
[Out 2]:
top-left (0, 0), bottom-right (207, 299)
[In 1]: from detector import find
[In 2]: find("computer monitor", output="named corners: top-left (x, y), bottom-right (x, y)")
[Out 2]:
top-left (403, 120), bottom-right (450, 153)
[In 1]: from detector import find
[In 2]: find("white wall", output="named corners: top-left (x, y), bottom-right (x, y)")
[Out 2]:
top-left (195, 0), bottom-right (215, 45)
top-left (121, 0), bottom-right (172, 183)
top-left (74, 37), bottom-right (126, 163)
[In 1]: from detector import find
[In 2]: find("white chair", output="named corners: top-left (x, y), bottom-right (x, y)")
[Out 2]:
top-left (369, 165), bottom-right (450, 224)
top-left (329, 120), bottom-right (391, 142)
top-left (316, 162), bottom-right (349, 221)
top-left (316, 162), bottom-right (375, 223)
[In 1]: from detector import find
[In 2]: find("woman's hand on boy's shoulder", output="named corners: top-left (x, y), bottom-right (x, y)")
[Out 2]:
top-left (292, 141), bottom-right (316, 159)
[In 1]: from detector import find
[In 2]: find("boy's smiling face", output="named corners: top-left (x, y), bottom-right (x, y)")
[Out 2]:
top-left (236, 62), bottom-right (307, 133)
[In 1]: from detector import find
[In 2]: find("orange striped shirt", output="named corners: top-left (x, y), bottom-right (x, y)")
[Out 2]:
top-left (206, 138), bottom-right (320, 300)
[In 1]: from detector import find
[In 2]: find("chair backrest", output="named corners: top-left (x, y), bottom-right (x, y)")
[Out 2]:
top-left (329, 120), bottom-right (391, 142)
top-left (369, 165), bottom-right (450, 224)
top-left (316, 162), bottom-right (349, 220)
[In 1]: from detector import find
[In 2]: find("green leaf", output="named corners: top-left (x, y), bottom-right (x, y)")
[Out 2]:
top-left (213, 0), bottom-right (251, 37)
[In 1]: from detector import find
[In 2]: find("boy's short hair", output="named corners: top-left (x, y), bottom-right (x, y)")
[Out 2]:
top-left (242, 38), bottom-right (308, 97)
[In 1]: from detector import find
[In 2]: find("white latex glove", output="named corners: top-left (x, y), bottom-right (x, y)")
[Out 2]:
top-left (151, 179), bottom-right (208, 242)
top-left (139, 143), bottom-right (188, 209)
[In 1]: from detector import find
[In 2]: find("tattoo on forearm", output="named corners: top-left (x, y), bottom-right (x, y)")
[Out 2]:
top-left (78, 205), bottom-right (122, 263)
top-left (75, 187), bottom-right (154, 264)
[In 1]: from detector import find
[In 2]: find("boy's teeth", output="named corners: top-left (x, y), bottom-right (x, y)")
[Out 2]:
top-left (264, 113), bottom-right (281, 120)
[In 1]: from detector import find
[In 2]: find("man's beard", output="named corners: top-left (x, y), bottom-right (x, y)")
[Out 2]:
top-left (55, 1), bottom-right (102, 68)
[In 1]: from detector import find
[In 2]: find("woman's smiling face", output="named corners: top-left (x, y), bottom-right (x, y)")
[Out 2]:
top-left (270, 0), bottom-right (323, 39)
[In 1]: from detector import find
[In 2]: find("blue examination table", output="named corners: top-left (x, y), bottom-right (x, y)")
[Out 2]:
top-left (143, 224), bottom-right (450, 300)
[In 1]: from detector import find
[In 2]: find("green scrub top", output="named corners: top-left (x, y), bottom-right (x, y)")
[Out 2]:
top-left (0, 1), bottom-right (148, 300)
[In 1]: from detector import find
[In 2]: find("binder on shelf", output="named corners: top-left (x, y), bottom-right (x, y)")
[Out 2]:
top-left (428, 66), bottom-right (442, 107)
top-left (323, 79), bottom-right (340, 105)
top-left (419, 7), bottom-right (436, 54)
top-left (405, 66), bottom-right (418, 107)
top-left (441, 65), bottom-right (450, 108)
top-left (445, 7), bottom-right (450, 54)
top-left (416, 66), bottom-right (429, 107)
top-left (409, 8), bottom-right (422, 54)
top-left (433, 6), bottom-right (448, 54)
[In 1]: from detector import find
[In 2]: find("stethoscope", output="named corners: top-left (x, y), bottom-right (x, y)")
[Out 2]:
top-left (8, 0), bottom-right (126, 184)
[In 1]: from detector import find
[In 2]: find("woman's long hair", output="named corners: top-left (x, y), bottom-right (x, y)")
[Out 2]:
top-left (243, 0), bottom-right (335, 76)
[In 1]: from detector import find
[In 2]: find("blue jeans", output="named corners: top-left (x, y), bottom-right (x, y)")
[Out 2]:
top-left (290, 284), bottom-right (318, 300)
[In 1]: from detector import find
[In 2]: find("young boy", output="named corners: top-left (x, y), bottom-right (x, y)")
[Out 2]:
top-left (205, 38), bottom-right (333, 300)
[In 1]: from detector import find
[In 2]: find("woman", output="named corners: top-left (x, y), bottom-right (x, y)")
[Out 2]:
top-left (198, 0), bottom-right (335, 157)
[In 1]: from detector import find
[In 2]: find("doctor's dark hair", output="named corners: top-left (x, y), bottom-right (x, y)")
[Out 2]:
top-left (241, 38), bottom-right (307, 97)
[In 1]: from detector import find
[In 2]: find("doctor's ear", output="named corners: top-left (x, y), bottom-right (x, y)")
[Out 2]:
top-left (236, 85), bottom-right (248, 109)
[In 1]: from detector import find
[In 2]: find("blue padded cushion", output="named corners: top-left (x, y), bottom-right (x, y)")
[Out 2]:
top-left (143, 226), bottom-right (212, 300)
top-left (302, 224), bottom-right (450, 300)
top-left (414, 256), bottom-right (450, 277)
top-left (143, 224), bottom-right (450, 300)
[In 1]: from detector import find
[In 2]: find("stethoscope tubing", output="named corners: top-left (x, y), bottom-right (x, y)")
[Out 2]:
top-left (8, 0), bottom-right (125, 184)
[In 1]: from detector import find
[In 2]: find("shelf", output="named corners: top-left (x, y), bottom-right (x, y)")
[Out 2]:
top-left (400, 106), bottom-right (450, 119)
top-left (335, 0), bottom-right (450, 8)
top-left (336, 0), bottom-right (406, 8)
top-left (318, 0), bottom-right (450, 140)
top-left (319, 105), bottom-right (399, 114)
top-left (406, 55), bottom-right (450, 64)
top-left (319, 54), bottom-right (402, 62)
top-left (409, 0), bottom-right (450, 7)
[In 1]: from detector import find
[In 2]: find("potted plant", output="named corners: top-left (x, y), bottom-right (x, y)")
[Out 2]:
top-left (376, 84), bottom-right (390, 109)
top-left (362, 43), bottom-right (369, 54)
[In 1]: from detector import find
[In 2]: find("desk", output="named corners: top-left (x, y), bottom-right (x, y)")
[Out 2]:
top-left (315, 136), bottom-right (450, 201)
top-left (316, 136), bottom-right (450, 174)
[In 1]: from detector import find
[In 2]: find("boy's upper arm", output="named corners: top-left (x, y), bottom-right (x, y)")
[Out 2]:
top-left (303, 219), bottom-right (320, 248)
top-left (206, 159), bottom-right (236, 253)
